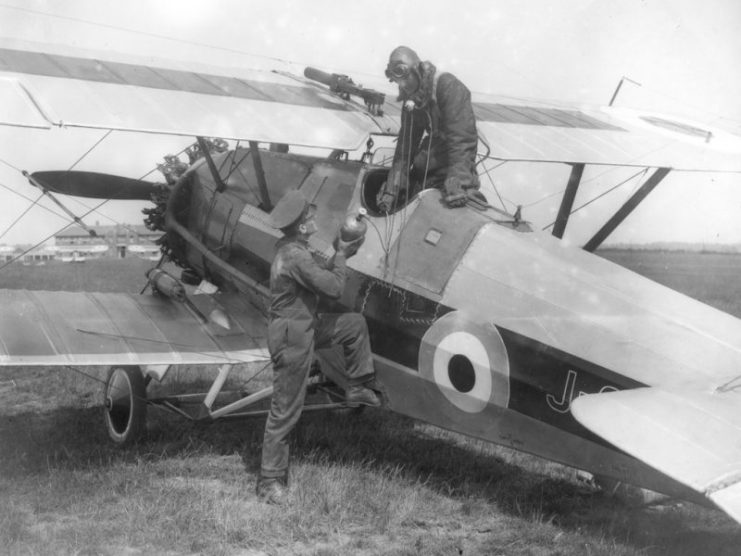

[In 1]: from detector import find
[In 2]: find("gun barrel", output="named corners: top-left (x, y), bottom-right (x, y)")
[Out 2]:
top-left (303, 66), bottom-right (385, 116)
top-left (304, 67), bottom-right (334, 86)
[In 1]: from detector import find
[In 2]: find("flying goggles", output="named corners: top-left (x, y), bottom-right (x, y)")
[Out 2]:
top-left (385, 62), bottom-right (412, 81)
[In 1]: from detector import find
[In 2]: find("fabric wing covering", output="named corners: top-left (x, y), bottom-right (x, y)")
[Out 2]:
top-left (0, 40), bottom-right (399, 150)
top-left (0, 289), bottom-right (268, 366)
top-left (571, 386), bottom-right (741, 524)
top-left (2, 39), bottom-right (741, 171)
top-left (471, 93), bottom-right (741, 171)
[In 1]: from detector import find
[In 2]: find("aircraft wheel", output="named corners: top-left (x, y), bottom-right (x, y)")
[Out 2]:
top-left (103, 365), bottom-right (147, 445)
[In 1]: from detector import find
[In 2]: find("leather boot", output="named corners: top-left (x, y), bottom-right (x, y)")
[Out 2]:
top-left (345, 384), bottom-right (381, 407)
top-left (256, 475), bottom-right (287, 505)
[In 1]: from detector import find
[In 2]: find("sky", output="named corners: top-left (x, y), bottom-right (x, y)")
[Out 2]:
top-left (0, 0), bottom-right (740, 247)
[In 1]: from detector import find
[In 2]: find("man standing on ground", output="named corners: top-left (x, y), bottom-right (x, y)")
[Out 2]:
top-left (256, 189), bottom-right (380, 504)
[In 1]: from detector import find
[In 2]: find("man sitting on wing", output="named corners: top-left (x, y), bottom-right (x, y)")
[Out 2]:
top-left (256, 189), bottom-right (380, 504)
top-left (378, 45), bottom-right (483, 211)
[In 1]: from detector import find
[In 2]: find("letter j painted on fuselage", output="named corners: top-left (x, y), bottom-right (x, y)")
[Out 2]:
top-left (546, 369), bottom-right (618, 414)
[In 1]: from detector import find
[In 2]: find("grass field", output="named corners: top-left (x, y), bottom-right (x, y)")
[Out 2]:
top-left (600, 249), bottom-right (741, 318)
top-left (1, 254), bottom-right (741, 555)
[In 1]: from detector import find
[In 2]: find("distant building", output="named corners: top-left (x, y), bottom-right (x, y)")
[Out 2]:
top-left (54, 223), bottom-right (161, 260)
top-left (4, 244), bottom-right (57, 265)
top-left (23, 245), bottom-right (56, 264)
top-left (0, 245), bottom-right (17, 263)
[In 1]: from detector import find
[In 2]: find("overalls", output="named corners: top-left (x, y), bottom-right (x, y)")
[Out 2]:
top-left (260, 236), bottom-right (374, 479)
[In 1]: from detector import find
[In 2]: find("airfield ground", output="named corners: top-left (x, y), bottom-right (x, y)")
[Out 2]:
top-left (1, 252), bottom-right (740, 555)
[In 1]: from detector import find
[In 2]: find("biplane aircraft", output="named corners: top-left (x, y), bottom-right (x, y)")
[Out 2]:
top-left (1, 39), bottom-right (741, 524)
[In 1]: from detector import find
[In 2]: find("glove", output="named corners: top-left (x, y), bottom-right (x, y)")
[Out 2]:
top-left (333, 233), bottom-right (365, 259)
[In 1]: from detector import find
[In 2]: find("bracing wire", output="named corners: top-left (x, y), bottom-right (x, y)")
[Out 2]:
top-left (68, 129), bottom-right (113, 171)
top-left (5, 2), bottom-right (741, 132)
top-left (501, 157), bottom-right (660, 213)
top-left (0, 3), bottom-right (397, 84)
top-left (0, 191), bottom-right (44, 242)
top-left (542, 168), bottom-right (648, 231)
top-left (476, 158), bottom-right (509, 210)
top-left (2, 2), bottom-right (738, 249)
top-left (1, 189), bottom-right (136, 270)
top-left (0, 222), bottom-right (76, 272)
top-left (224, 144), bottom-right (268, 206)
top-left (0, 4), bottom-right (295, 67)
top-left (0, 182), bottom-right (154, 272)
top-left (0, 142), bottom-right (194, 257)
top-left (225, 140), bottom-right (242, 181)
top-left (0, 179), bottom-right (68, 220)
top-left (0, 155), bottom-right (22, 174)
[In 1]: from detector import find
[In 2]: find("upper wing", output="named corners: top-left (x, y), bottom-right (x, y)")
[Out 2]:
top-left (473, 94), bottom-right (741, 172)
top-left (0, 289), bottom-right (268, 367)
top-left (0, 39), bottom-right (399, 151)
top-left (571, 386), bottom-right (741, 524)
top-left (4, 39), bottom-right (740, 171)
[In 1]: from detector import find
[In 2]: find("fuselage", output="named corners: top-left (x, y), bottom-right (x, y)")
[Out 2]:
top-left (166, 145), bottom-right (741, 500)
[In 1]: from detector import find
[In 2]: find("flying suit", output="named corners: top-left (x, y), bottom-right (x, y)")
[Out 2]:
top-left (389, 62), bottom-right (480, 202)
top-left (260, 236), bottom-right (374, 479)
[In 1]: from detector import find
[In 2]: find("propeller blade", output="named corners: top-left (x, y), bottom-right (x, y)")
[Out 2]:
top-left (29, 171), bottom-right (159, 200)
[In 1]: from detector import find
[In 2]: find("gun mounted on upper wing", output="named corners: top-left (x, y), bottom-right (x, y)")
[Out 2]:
top-left (304, 67), bottom-right (386, 116)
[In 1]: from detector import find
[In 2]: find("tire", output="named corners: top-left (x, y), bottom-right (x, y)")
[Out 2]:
top-left (103, 365), bottom-right (147, 445)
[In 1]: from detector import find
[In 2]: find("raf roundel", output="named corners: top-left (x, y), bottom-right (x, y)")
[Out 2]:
top-left (419, 311), bottom-right (510, 413)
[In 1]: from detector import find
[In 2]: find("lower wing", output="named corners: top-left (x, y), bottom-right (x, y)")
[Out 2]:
top-left (0, 289), bottom-right (268, 367)
top-left (572, 385), bottom-right (741, 524)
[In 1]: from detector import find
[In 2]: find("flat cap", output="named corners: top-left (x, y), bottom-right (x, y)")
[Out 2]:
top-left (269, 189), bottom-right (308, 229)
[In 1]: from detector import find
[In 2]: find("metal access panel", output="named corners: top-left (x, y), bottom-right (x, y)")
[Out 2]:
top-left (386, 192), bottom-right (488, 294)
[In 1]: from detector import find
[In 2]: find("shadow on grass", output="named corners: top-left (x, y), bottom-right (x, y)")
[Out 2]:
top-left (2, 403), bottom-right (740, 555)
top-left (285, 410), bottom-right (741, 554)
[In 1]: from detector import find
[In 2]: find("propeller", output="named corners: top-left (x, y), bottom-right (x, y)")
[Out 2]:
top-left (29, 171), bottom-right (159, 200)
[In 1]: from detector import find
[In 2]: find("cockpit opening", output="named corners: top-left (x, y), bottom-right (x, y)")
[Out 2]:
top-left (361, 167), bottom-right (424, 217)
top-left (360, 167), bottom-right (391, 216)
